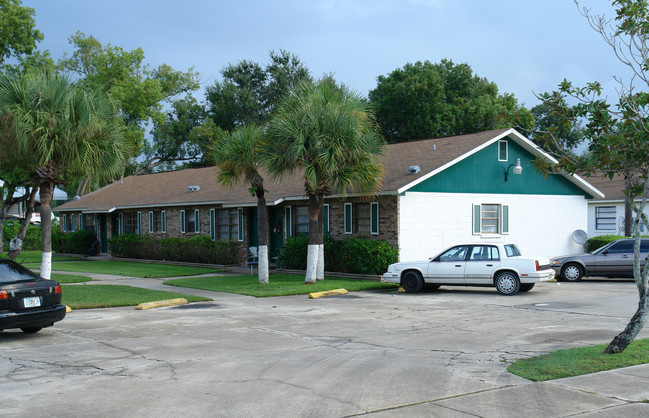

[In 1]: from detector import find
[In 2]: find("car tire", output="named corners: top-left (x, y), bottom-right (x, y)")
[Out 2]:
top-left (561, 263), bottom-right (584, 282)
top-left (402, 271), bottom-right (424, 293)
top-left (519, 283), bottom-right (535, 292)
top-left (21, 327), bottom-right (42, 334)
top-left (495, 271), bottom-right (520, 295)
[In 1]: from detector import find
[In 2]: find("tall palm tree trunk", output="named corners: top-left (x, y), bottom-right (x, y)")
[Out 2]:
top-left (306, 193), bottom-right (324, 283)
top-left (38, 181), bottom-right (54, 280)
top-left (256, 187), bottom-right (269, 284)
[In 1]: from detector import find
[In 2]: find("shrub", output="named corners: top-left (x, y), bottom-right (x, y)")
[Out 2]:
top-left (338, 237), bottom-right (399, 275)
top-left (277, 236), bottom-right (308, 270)
top-left (279, 236), bottom-right (398, 275)
top-left (53, 229), bottom-right (97, 254)
top-left (108, 234), bottom-right (242, 265)
top-left (586, 235), bottom-right (626, 252)
top-left (3, 220), bottom-right (43, 251)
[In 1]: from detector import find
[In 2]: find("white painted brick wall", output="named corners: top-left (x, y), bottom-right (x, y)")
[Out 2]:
top-left (398, 192), bottom-right (588, 261)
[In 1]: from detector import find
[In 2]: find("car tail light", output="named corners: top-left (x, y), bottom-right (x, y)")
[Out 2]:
top-left (0, 290), bottom-right (7, 299)
top-left (54, 285), bottom-right (62, 294)
top-left (536, 261), bottom-right (541, 271)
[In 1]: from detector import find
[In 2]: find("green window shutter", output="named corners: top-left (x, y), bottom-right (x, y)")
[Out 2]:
top-left (180, 210), bottom-right (185, 234)
top-left (62, 215), bottom-right (67, 232)
top-left (323, 204), bottom-right (330, 234)
top-left (149, 211), bottom-right (154, 233)
top-left (370, 202), bottom-right (379, 235)
top-left (119, 213), bottom-right (123, 235)
top-left (137, 211), bottom-right (142, 235)
top-left (195, 209), bottom-right (200, 233)
top-left (71, 214), bottom-right (75, 232)
top-left (285, 207), bottom-right (292, 237)
top-left (161, 211), bottom-right (166, 233)
top-left (502, 205), bottom-right (509, 235)
top-left (79, 214), bottom-right (84, 230)
top-left (344, 203), bottom-right (352, 234)
top-left (237, 208), bottom-right (244, 241)
top-left (473, 205), bottom-right (481, 235)
top-left (210, 209), bottom-right (215, 240)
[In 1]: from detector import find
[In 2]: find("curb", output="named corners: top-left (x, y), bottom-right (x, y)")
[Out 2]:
top-left (135, 298), bottom-right (188, 310)
top-left (309, 288), bottom-right (348, 299)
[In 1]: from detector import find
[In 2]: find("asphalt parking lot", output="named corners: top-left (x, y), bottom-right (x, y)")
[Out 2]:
top-left (2, 277), bottom-right (649, 417)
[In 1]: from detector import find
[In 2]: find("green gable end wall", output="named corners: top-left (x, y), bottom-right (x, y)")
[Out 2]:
top-left (408, 139), bottom-right (591, 197)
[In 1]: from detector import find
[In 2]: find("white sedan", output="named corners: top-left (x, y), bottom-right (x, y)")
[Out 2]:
top-left (383, 243), bottom-right (555, 295)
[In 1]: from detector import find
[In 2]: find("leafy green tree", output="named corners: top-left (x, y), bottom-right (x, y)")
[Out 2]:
top-left (211, 124), bottom-right (270, 284)
top-left (369, 59), bottom-right (532, 143)
top-left (205, 49), bottom-right (311, 131)
top-left (140, 96), bottom-right (211, 173)
top-left (0, 0), bottom-right (42, 64)
top-left (59, 31), bottom-right (200, 175)
top-left (0, 70), bottom-right (131, 278)
top-left (523, 93), bottom-right (585, 151)
top-left (266, 77), bottom-right (385, 283)
top-left (536, 0), bottom-right (649, 354)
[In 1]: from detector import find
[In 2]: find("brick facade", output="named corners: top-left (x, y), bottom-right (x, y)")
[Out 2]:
top-left (60, 196), bottom-right (400, 256)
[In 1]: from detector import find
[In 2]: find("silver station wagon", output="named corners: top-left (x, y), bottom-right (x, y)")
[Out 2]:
top-left (550, 238), bottom-right (649, 281)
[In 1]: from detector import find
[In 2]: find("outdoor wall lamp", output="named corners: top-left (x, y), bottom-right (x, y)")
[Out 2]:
top-left (504, 158), bottom-right (522, 182)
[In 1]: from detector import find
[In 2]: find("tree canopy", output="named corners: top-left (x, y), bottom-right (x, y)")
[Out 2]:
top-left (368, 59), bottom-right (532, 143)
top-left (58, 31), bottom-right (200, 169)
top-left (205, 49), bottom-right (311, 131)
top-left (0, 0), bottom-right (42, 64)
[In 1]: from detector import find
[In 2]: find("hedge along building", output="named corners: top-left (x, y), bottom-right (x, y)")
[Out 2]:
top-left (54, 128), bottom-right (603, 262)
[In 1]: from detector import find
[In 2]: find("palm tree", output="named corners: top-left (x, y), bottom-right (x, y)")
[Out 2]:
top-left (0, 70), bottom-right (130, 279)
top-left (266, 77), bottom-right (385, 283)
top-left (211, 124), bottom-right (270, 284)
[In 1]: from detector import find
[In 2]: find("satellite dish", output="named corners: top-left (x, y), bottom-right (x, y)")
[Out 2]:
top-left (572, 229), bottom-right (588, 245)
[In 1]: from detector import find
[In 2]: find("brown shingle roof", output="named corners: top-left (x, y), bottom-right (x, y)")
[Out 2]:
top-left (58, 128), bottom-right (592, 212)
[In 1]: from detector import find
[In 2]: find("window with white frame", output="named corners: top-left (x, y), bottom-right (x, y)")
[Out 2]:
top-left (65, 214), bottom-right (75, 232)
top-left (595, 206), bottom-right (616, 231)
top-left (473, 204), bottom-right (509, 235)
top-left (217, 208), bottom-right (239, 240)
top-left (149, 210), bottom-right (165, 233)
top-left (186, 209), bottom-right (199, 233)
top-left (82, 214), bottom-right (95, 232)
top-left (498, 140), bottom-right (508, 161)
top-left (344, 202), bottom-right (379, 235)
top-left (294, 206), bottom-right (309, 236)
top-left (123, 212), bottom-right (139, 234)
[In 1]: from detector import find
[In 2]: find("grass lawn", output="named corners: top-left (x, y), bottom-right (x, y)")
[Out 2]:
top-left (62, 284), bottom-right (211, 309)
top-left (508, 338), bottom-right (649, 381)
top-left (52, 273), bottom-right (92, 283)
top-left (34, 260), bottom-right (223, 278)
top-left (164, 273), bottom-right (398, 297)
top-left (2, 251), bottom-right (82, 264)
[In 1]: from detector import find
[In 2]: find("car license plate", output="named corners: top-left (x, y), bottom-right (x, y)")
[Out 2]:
top-left (23, 296), bottom-right (41, 308)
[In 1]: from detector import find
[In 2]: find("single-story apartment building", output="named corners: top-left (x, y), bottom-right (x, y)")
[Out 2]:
top-left (55, 128), bottom-right (603, 261)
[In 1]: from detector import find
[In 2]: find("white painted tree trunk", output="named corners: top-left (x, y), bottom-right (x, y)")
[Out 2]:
top-left (316, 243), bottom-right (324, 281)
top-left (305, 244), bottom-right (318, 283)
top-left (41, 251), bottom-right (52, 280)
top-left (258, 245), bottom-right (269, 284)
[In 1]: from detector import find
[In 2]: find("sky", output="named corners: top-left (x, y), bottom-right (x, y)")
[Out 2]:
top-left (24, 0), bottom-right (633, 110)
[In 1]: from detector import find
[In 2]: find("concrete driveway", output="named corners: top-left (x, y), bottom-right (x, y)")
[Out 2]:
top-left (2, 278), bottom-right (649, 417)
